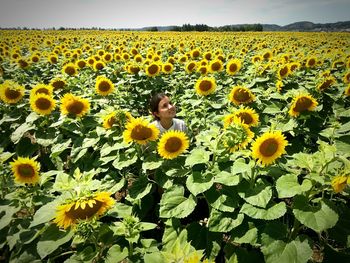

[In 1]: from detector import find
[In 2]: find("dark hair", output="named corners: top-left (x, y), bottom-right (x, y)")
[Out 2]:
top-left (150, 93), bottom-right (167, 120)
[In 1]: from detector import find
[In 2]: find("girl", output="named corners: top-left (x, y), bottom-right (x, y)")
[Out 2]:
top-left (150, 93), bottom-right (187, 135)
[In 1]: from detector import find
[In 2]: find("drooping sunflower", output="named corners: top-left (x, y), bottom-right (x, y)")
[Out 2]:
top-left (62, 63), bottom-right (78, 76)
top-left (0, 80), bottom-right (25, 104)
top-left (343, 71), bottom-right (350, 84)
top-left (228, 86), bottom-right (255, 106)
top-left (30, 83), bottom-right (53, 97)
top-left (123, 117), bottom-right (160, 145)
top-left (251, 131), bottom-right (288, 166)
top-left (289, 62), bottom-right (300, 72)
top-left (226, 59), bottom-right (241, 75)
top-left (223, 117), bottom-right (254, 153)
top-left (157, 130), bottom-right (189, 159)
top-left (53, 192), bottom-right (115, 229)
top-left (209, 59), bottom-right (223, 73)
top-left (331, 175), bottom-right (349, 193)
top-left (60, 93), bottom-right (90, 118)
top-left (50, 78), bottom-right (66, 90)
top-left (195, 77), bottom-right (216, 96)
top-left (305, 57), bottom-right (317, 68)
top-left (10, 157), bottom-right (40, 184)
top-left (95, 76), bottom-right (115, 96)
top-left (233, 107), bottom-right (259, 127)
top-left (316, 76), bottom-right (336, 92)
top-left (185, 61), bottom-right (197, 74)
top-left (162, 63), bottom-right (174, 74)
top-left (197, 65), bottom-right (208, 75)
top-left (145, 62), bottom-right (161, 77)
top-left (30, 93), bottom-right (56, 115)
top-left (102, 110), bottom-right (132, 129)
top-left (277, 64), bottom-right (290, 79)
top-left (289, 94), bottom-right (318, 117)
top-left (17, 58), bottom-right (30, 69)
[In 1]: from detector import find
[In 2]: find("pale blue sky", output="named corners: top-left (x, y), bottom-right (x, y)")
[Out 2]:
top-left (0, 0), bottom-right (349, 28)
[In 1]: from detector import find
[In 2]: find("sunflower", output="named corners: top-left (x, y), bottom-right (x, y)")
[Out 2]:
top-left (345, 85), bottom-right (350, 97)
top-left (191, 49), bottom-right (200, 59)
top-left (251, 131), bottom-right (288, 166)
top-left (252, 55), bottom-right (263, 64)
top-left (305, 57), bottom-right (317, 68)
top-left (103, 53), bottom-right (113, 63)
top-left (0, 80), bottom-right (25, 104)
top-left (209, 59), bottom-right (223, 73)
top-left (62, 63), bottom-right (78, 76)
top-left (30, 83), bottom-right (53, 97)
top-left (157, 130), bottom-right (189, 159)
top-left (50, 78), bottom-right (66, 90)
top-left (223, 117), bottom-right (254, 153)
top-left (232, 107), bottom-right (259, 127)
top-left (60, 93), bottom-right (90, 118)
top-left (289, 94), bottom-right (318, 117)
top-left (95, 76), bottom-right (115, 96)
top-left (343, 71), bottom-right (350, 84)
top-left (53, 192), bottom-right (115, 229)
top-left (162, 63), bottom-right (174, 74)
top-left (277, 65), bottom-right (290, 79)
top-left (263, 50), bottom-right (273, 61)
top-left (289, 62), bottom-right (300, 72)
top-left (17, 58), bottom-right (30, 69)
top-left (228, 86), bottom-right (255, 106)
top-left (30, 93), bottom-right (56, 115)
top-left (30, 54), bottom-right (40, 63)
top-left (195, 77), bottom-right (216, 96)
top-left (102, 110), bottom-right (132, 129)
top-left (123, 117), bottom-right (160, 145)
top-left (134, 54), bottom-right (143, 63)
top-left (10, 157), bottom-right (40, 184)
top-left (316, 76), bottom-right (336, 91)
top-left (331, 175), bottom-right (349, 193)
top-left (76, 59), bottom-right (87, 69)
top-left (185, 61), bottom-right (197, 74)
top-left (127, 63), bottom-right (141, 74)
top-left (145, 62), bottom-right (161, 77)
top-left (93, 61), bottom-right (106, 71)
top-left (226, 59), bottom-right (241, 75)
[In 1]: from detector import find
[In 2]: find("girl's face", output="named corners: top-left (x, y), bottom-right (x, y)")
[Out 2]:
top-left (155, 96), bottom-right (176, 119)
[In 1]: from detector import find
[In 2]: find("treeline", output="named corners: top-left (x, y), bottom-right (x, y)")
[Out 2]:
top-left (169, 23), bottom-right (263, 32)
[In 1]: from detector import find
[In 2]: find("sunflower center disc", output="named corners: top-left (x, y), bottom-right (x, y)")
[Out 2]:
top-left (260, 139), bottom-right (278, 157)
top-left (294, 97), bottom-right (312, 112)
top-left (36, 98), bottom-right (51, 110)
top-left (165, 137), bottom-right (182, 153)
top-left (67, 101), bottom-right (84, 115)
top-left (5, 89), bottom-right (21, 100)
top-left (131, 125), bottom-right (152, 140)
top-left (199, 80), bottom-right (212, 91)
top-left (18, 164), bottom-right (35, 177)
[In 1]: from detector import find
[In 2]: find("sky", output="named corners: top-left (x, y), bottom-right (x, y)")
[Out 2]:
top-left (0, 0), bottom-right (349, 29)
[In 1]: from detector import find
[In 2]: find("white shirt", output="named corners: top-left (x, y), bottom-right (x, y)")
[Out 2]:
top-left (151, 118), bottom-right (187, 135)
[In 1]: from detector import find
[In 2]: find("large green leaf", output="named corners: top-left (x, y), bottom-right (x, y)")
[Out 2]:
top-left (10, 122), bottom-right (36, 144)
top-left (208, 209), bottom-right (244, 232)
top-left (185, 148), bottom-right (211, 167)
top-left (37, 225), bottom-right (73, 259)
top-left (112, 151), bottom-right (138, 170)
top-left (214, 171), bottom-right (240, 186)
top-left (276, 174), bottom-right (312, 198)
top-left (0, 205), bottom-right (21, 230)
top-left (230, 222), bottom-right (258, 245)
top-left (126, 176), bottom-right (153, 201)
top-left (292, 195), bottom-right (339, 233)
top-left (186, 171), bottom-right (214, 196)
top-left (261, 236), bottom-right (312, 263)
top-left (205, 186), bottom-right (239, 212)
top-left (142, 154), bottom-right (163, 171)
top-left (30, 200), bottom-right (58, 227)
top-left (160, 185), bottom-right (196, 218)
top-left (50, 139), bottom-right (72, 159)
top-left (238, 179), bottom-right (272, 208)
top-left (240, 202), bottom-right (286, 220)
top-left (105, 244), bottom-right (128, 263)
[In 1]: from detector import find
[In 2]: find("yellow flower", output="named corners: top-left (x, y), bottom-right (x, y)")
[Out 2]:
top-left (62, 63), bottom-right (78, 76)
top-left (145, 62), bottom-right (161, 77)
top-left (123, 117), bottom-right (159, 145)
top-left (344, 85), bottom-right (350, 97)
top-left (209, 59), bottom-right (223, 73)
top-left (289, 62), bottom-right (300, 72)
top-left (223, 117), bottom-right (254, 153)
top-left (10, 157), bottom-right (40, 185)
top-left (277, 64), bottom-right (290, 79)
top-left (331, 176), bottom-right (349, 193)
top-left (197, 65), bottom-right (208, 75)
top-left (185, 61), bottom-right (197, 74)
top-left (48, 54), bottom-right (58, 64)
top-left (305, 57), bottom-right (317, 68)
top-left (0, 80), bottom-right (25, 104)
top-left (316, 76), bottom-right (336, 91)
top-left (157, 130), bottom-right (189, 159)
top-left (93, 61), bottom-right (106, 71)
top-left (102, 110), bottom-right (132, 129)
top-left (226, 59), bottom-right (241, 75)
top-left (17, 58), bottom-right (30, 69)
top-left (228, 86), bottom-right (255, 106)
top-left (289, 94), bottom-right (318, 117)
top-left (53, 192), bottom-right (115, 229)
top-left (232, 106), bottom-right (259, 127)
top-left (343, 71), bottom-right (350, 84)
top-left (76, 59), bottom-right (87, 69)
top-left (30, 83), bottom-right (53, 97)
top-left (251, 131), bottom-right (288, 166)
top-left (95, 76), bottom-right (115, 96)
top-left (50, 78), bottom-right (66, 90)
top-left (126, 63), bottom-right (141, 74)
top-left (195, 77), bottom-right (216, 96)
top-left (30, 93), bottom-right (56, 115)
top-left (162, 63), bottom-right (174, 74)
top-left (60, 93), bottom-right (90, 118)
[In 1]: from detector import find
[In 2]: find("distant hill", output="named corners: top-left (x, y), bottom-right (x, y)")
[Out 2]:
top-left (121, 21), bottom-right (350, 32)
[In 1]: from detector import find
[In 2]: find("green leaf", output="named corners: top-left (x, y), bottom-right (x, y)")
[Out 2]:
top-left (230, 222), bottom-right (258, 245)
top-left (240, 202), bottom-right (286, 220)
top-left (105, 244), bottom-right (128, 263)
top-left (52, 172), bottom-right (75, 192)
top-left (186, 171), bottom-right (214, 196)
top-left (292, 196), bottom-right (339, 233)
top-left (37, 225), bottom-right (73, 259)
top-left (50, 139), bottom-right (72, 159)
top-left (142, 155), bottom-right (163, 171)
top-left (185, 148), bottom-right (211, 167)
top-left (144, 252), bottom-right (165, 263)
top-left (108, 203), bottom-right (133, 218)
top-left (0, 205), bottom-right (21, 230)
top-left (261, 236), bottom-right (312, 263)
top-left (208, 209), bottom-right (244, 232)
top-left (30, 200), bottom-right (58, 227)
top-left (238, 180), bottom-right (272, 208)
top-left (126, 176), bottom-right (153, 201)
top-left (205, 186), bottom-right (239, 213)
top-left (139, 222), bottom-right (157, 231)
top-left (10, 122), bottom-right (36, 144)
top-left (276, 174), bottom-right (312, 198)
top-left (112, 152), bottom-right (138, 170)
top-left (160, 185), bottom-right (196, 218)
top-left (231, 158), bottom-right (251, 175)
top-left (214, 171), bottom-right (240, 186)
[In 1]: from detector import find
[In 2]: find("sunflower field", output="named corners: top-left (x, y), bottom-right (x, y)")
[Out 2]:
top-left (0, 30), bottom-right (350, 263)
